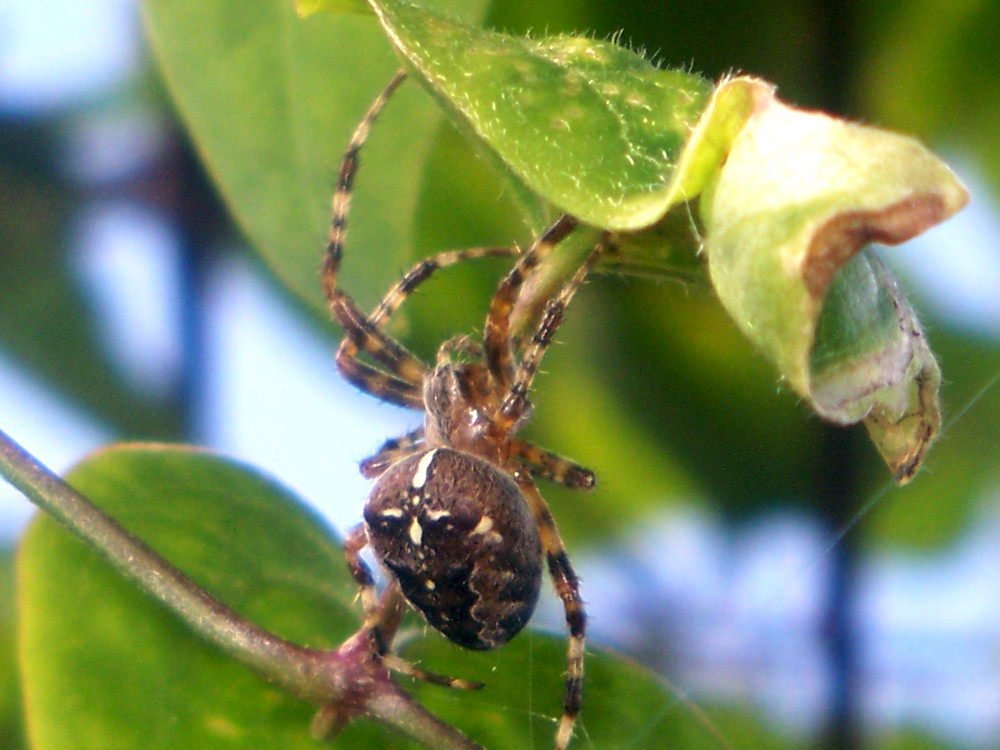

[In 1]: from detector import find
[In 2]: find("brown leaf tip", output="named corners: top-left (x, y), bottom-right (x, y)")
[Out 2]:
top-left (804, 193), bottom-right (950, 300)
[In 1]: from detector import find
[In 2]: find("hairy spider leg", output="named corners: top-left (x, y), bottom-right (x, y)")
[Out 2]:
top-left (491, 235), bottom-right (606, 749)
top-left (484, 214), bottom-right (579, 388)
top-left (325, 73), bottom-right (528, 410)
top-left (380, 654), bottom-right (484, 691)
top-left (514, 473), bottom-right (587, 750)
top-left (362, 429), bottom-right (594, 489)
top-left (343, 523), bottom-right (380, 627)
top-left (323, 70), bottom-right (427, 408)
top-left (343, 526), bottom-right (409, 657)
top-left (359, 428), bottom-right (427, 479)
top-left (496, 236), bottom-right (609, 431)
top-left (509, 438), bottom-right (595, 490)
top-left (356, 243), bottom-right (524, 406)
top-left (342, 244), bottom-right (521, 380)
top-left (345, 523), bottom-right (485, 693)
top-left (367, 246), bottom-right (522, 329)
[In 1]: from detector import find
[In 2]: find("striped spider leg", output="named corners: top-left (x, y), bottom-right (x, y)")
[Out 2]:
top-left (325, 71), bottom-right (607, 750)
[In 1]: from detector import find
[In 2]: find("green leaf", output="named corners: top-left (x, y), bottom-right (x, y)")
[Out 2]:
top-left (406, 634), bottom-right (789, 749)
top-left (355, 1), bottom-right (969, 479)
top-left (864, 333), bottom-right (1000, 548)
top-left (296, 0), bottom-right (371, 16)
top-left (17, 445), bottom-right (371, 750)
top-left (365, 0), bottom-right (713, 231)
top-left (142, 0), bottom-right (490, 315)
top-left (17, 444), bottom-right (761, 748)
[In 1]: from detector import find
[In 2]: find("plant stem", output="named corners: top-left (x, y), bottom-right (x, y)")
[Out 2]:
top-left (0, 428), bottom-right (304, 681)
top-left (0, 427), bottom-right (481, 750)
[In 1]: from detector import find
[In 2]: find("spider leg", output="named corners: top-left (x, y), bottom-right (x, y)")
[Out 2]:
top-left (334, 246), bottom-right (520, 381)
top-left (347, 522), bottom-right (485, 692)
top-left (344, 523), bottom-right (380, 628)
top-left (325, 76), bottom-right (526, 409)
top-left (436, 335), bottom-right (484, 362)
top-left (335, 358), bottom-right (424, 409)
top-left (379, 587), bottom-right (484, 690)
top-left (322, 70), bottom-right (427, 407)
top-left (334, 247), bottom-right (519, 410)
top-left (331, 305), bottom-right (425, 388)
top-left (510, 438), bottom-right (595, 490)
top-left (515, 473), bottom-right (586, 750)
top-left (342, 245), bottom-right (519, 410)
top-left (380, 654), bottom-right (484, 691)
top-left (344, 531), bottom-right (409, 658)
top-left (359, 428), bottom-right (426, 478)
top-left (369, 246), bottom-right (521, 329)
top-left (496, 235), bottom-right (610, 431)
top-left (484, 214), bottom-right (579, 388)
top-left (343, 243), bottom-right (517, 408)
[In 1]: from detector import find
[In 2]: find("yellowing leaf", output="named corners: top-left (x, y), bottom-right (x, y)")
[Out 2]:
top-left (701, 80), bottom-right (968, 481)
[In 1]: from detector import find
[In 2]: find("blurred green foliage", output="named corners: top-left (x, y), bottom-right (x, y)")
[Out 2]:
top-left (0, 122), bottom-right (184, 438)
top-left (0, 551), bottom-right (25, 750)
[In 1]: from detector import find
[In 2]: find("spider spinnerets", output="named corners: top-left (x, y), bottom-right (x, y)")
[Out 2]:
top-left (324, 70), bottom-right (609, 750)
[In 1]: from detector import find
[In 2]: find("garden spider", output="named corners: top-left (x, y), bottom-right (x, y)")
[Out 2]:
top-left (325, 71), bottom-right (608, 750)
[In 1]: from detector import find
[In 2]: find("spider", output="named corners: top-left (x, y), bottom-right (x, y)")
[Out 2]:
top-left (324, 71), bottom-right (609, 750)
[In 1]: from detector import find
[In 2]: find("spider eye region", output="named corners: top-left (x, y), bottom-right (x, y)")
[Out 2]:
top-left (364, 447), bottom-right (543, 650)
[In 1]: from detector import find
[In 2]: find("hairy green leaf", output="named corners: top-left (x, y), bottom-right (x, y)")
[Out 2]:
top-left (366, 0), bottom-right (713, 230)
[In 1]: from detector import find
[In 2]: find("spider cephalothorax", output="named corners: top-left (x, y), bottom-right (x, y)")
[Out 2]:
top-left (325, 70), bottom-right (607, 750)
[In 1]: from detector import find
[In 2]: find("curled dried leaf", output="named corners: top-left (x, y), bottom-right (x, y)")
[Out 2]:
top-left (701, 80), bottom-right (968, 481)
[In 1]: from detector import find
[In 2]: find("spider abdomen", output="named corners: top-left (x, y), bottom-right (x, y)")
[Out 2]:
top-left (364, 447), bottom-right (543, 650)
